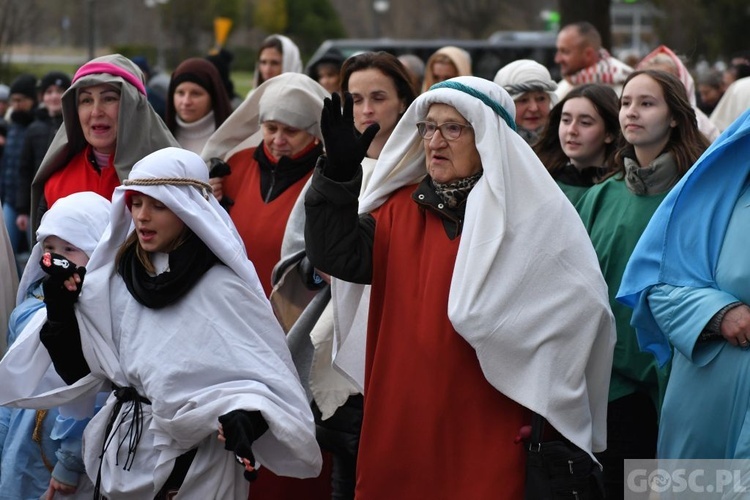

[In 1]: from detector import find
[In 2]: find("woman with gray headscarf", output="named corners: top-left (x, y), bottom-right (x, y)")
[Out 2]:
top-left (494, 59), bottom-right (558, 145)
top-left (305, 76), bottom-right (615, 497)
top-left (30, 53), bottom-right (179, 237)
top-left (201, 72), bottom-right (334, 500)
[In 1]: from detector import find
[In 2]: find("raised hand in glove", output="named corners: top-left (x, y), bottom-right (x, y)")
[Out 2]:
top-left (218, 410), bottom-right (269, 482)
top-left (40, 252), bottom-right (86, 322)
top-left (320, 91), bottom-right (380, 182)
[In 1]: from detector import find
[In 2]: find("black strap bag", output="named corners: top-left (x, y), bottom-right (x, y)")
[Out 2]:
top-left (525, 412), bottom-right (606, 500)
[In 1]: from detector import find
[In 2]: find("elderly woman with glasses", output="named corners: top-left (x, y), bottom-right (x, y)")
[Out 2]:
top-left (304, 76), bottom-right (615, 498)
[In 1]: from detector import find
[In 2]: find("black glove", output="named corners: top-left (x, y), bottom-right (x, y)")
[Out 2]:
top-left (208, 157), bottom-right (235, 211)
top-left (208, 157), bottom-right (232, 178)
top-left (320, 91), bottom-right (380, 182)
top-left (297, 256), bottom-right (326, 291)
top-left (40, 252), bottom-right (86, 322)
top-left (219, 410), bottom-right (269, 482)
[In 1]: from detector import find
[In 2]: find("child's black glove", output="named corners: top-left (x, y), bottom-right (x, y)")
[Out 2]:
top-left (40, 252), bottom-right (86, 322)
top-left (219, 410), bottom-right (269, 482)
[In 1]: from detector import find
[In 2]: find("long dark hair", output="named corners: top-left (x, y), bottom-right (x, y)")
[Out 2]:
top-left (611, 69), bottom-right (709, 178)
top-left (534, 83), bottom-right (620, 175)
top-left (340, 51), bottom-right (417, 109)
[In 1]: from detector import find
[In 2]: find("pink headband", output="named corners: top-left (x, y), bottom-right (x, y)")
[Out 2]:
top-left (73, 62), bottom-right (147, 95)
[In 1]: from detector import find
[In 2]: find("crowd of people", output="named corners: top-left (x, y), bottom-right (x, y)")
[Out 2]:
top-left (0, 20), bottom-right (748, 499)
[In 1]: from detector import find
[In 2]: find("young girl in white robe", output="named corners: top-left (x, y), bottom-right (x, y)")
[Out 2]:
top-left (0, 147), bottom-right (321, 499)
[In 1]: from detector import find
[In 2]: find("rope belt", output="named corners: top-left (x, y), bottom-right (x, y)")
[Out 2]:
top-left (122, 177), bottom-right (213, 200)
top-left (94, 385), bottom-right (152, 499)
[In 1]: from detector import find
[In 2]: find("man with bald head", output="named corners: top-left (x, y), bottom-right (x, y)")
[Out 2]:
top-left (554, 21), bottom-right (632, 99)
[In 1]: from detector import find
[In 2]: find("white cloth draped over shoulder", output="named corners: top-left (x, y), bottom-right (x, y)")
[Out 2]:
top-left (2, 191), bottom-right (111, 418)
top-left (0, 148), bottom-right (321, 498)
top-left (710, 76), bottom-right (750, 133)
top-left (332, 76), bottom-right (616, 458)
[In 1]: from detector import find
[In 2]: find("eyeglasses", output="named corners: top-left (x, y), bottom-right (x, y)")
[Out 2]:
top-left (416, 121), bottom-right (473, 141)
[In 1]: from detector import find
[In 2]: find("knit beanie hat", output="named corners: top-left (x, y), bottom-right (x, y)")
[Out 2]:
top-left (9, 74), bottom-right (38, 100)
top-left (39, 71), bottom-right (72, 94)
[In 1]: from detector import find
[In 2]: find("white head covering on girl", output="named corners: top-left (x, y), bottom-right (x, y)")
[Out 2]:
top-left (17, 191), bottom-right (112, 306)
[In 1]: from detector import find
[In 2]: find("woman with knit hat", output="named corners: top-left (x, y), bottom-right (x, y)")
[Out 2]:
top-left (494, 59), bottom-right (559, 145)
top-left (29, 53), bottom-right (178, 237)
top-left (15, 71), bottom-right (72, 241)
top-left (1, 73), bottom-right (38, 264)
top-left (165, 57), bottom-right (233, 154)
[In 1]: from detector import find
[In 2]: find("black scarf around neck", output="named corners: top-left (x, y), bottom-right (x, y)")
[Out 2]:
top-left (118, 231), bottom-right (219, 309)
top-left (253, 141), bottom-right (323, 202)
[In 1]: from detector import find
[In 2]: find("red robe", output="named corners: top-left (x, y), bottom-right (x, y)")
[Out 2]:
top-left (358, 185), bottom-right (527, 499)
top-left (223, 147), bottom-right (332, 500)
top-left (43, 146), bottom-right (120, 209)
top-left (223, 148), bottom-right (312, 297)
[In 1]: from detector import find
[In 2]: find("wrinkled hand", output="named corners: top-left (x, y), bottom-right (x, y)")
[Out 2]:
top-left (720, 304), bottom-right (750, 347)
top-left (320, 92), bottom-right (380, 182)
top-left (40, 252), bottom-right (86, 321)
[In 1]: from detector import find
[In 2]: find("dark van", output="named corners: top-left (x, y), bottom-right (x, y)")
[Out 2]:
top-left (307, 31), bottom-right (560, 82)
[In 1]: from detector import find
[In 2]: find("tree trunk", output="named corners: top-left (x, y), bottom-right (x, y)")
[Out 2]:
top-left (559, 0), bottom-right (613, 50)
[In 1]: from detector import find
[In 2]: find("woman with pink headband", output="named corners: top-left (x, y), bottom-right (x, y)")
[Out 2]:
top-left (29, 53), bottom-right (178, 238)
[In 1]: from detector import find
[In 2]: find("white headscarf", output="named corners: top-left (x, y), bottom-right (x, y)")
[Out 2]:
top-left (85, 147), bottom-right (256, 288)
top-left (17, 191), bottom-right (111, 306)
top-left (251, 34), bottom-right (303, 90)
top-left (201, 72), bottom-right (328, 163)
top-left (333, 76), bottom-right (615, 457)
top-left (493, 58), bottom-right (559, 106)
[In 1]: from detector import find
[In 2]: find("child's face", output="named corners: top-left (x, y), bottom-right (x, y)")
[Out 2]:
top-left (42, 235), bottom-right (89, 267)
top-left (129, 193), bottom-right (186, 253)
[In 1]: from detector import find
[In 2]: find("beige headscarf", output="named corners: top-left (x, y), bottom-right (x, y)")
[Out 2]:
top-left (421, 46), bottom-right (472, 93)
top-left (30, 53), bottom-right (179, 236)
